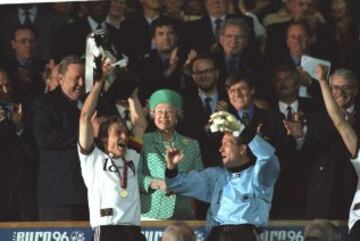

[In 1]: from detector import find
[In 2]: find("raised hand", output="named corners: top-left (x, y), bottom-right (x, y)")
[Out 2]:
top-left (315, 64), bottom-right (329, 83)
top-left (283, 112), bottom-right (304, 138)
top-left (184, 49), bottom-right (197, 67)
top-left (296, 66), bottom-right (312, 87)
top-left (166, 147), bottom-right (183, 170)
top-left (166, 47), bottom-right (179, 76)
top-left (11, 103), bottom-right (23, 129)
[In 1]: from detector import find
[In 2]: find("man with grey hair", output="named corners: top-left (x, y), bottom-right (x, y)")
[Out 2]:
top-left (187, 0), bottom-right (254, 54)
top-left (305, 68), bottom-right (359, 220)
top-left (304, 219), bottom-right (341, 241)
top-left (162, 222), bottom-right (196, 241)
top-left (328, 69), bottom-right (358, 116)
top-left (212, 18), bottom-right (267, 99)
top-left (32, 55), bottom-right (88, 221)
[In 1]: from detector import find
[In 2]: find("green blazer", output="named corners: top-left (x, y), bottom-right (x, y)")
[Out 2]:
top-left (139, 130), bottom-right (203, 220)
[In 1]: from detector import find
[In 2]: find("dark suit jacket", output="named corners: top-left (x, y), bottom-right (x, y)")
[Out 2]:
top-left (3, 58), bottom-right (45, 104)
top-left (180, 89), bottom-right (228, 167)
top-left (212, 48), bottom-right (269, 100)
top-left (267, 52), bottom-right (325, 102)
top-left (186, 14), bottom-right (254, 54)
top-left (303, 106), bottom-right (359, 219)
top-left (265, 20), bottom-right (337, 65)
top-left (120, 14), bottom-right (153, 60)
top-left (55, 17), bottom-right (121, 60)
top-left (134, 49), bottom-right (185, 103)
top-left (229, 104), bottom-right (284, 148)
top-left (32, 87), bottom-right (87, 207)
top-left (120, 14), bottom-right (185, 60)
top-left (0, 108), bottom-right (38, 220)
top-left (0, 7), bottom-right (64, 61)
top-left (269, 97), bottom-right (319, 218)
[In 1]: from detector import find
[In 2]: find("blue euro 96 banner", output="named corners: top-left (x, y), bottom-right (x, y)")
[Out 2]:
top-left (0, 223), bottom-right (349, 241)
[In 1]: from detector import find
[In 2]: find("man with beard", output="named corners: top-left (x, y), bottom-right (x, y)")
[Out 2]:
top-left (181, 54), bottom-right (227, 168)
top-left (180, 55), bottom-right (228, 219)
top-left (32, 55), bottom-right (88, 220)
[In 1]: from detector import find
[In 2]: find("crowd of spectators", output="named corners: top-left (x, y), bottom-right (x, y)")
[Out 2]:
top-left (0, 0), bottom-right (360, 236)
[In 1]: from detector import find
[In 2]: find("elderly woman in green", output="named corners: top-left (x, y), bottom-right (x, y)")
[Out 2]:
top-left (139, 89), bottom-right (203, 220)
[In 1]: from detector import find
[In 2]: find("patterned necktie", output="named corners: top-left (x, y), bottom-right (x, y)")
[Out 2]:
top-left (204, 97), bottom-right (212, 118)
top-left (96, 23), bottom-right (102, 30)
top-left (286, 106), bottom-right (293, 121)
top-left (242, 111), bottom-right (250, 126)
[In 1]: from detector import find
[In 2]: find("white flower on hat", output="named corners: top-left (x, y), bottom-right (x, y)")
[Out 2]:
top-left (209, 111), bottom-right (245, 137)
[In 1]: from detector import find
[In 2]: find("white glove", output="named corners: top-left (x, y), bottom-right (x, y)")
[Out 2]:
top-left (209, 111), bottom-right (245, 137)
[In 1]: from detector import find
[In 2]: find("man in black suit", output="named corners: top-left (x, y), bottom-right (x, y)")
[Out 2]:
top-left (225, 72), bottom-right (283, 146)
top-left (180, 55), bottom-right (228, 219)
top-left (32, 55), bottom-right (88, 221)
top-left (268, 21), bottom-right (328, 102)
top-left (212, 18), bottom-right (267, 99)
top-left (181, 54), bottom-right (227, 168)
top-left (186, 0), bottom-right (254, 54)
top-left (0, 68), bottom-right (37, 221)
top-left (269, 64), bottom-right (319, 218)
top-left (4, 24), bottom-right (46, 105)
top-left (56, 1), bottom-right (111, 60)
top-left (135, 17), bottom-right (194, 103)
top-left (304, 68), bottom-right (359, 220)
top-left (0, 4), bottom-right (64, 62)
top-left (120, 0), bottom-right (163, 59)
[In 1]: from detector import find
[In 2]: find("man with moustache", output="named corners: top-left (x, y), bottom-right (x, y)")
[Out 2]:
top-left (32, 55), bottom-right (88, 220)
top-left (270, 64), bottom-right (319, 218)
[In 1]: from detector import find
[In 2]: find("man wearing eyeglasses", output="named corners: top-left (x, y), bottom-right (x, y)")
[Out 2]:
top-left (181, 54), bottom-right (228, 168)
top-left (3, 24), bottom-right (46, 105)
top-left (305, 68), bottom-right (359, 220)
top-left (179, 54), bottom-right (228, 219)
top-left (212, 18), bottom-right (268, 100)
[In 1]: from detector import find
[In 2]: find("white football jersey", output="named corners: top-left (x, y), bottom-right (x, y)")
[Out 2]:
top-left (78, 145), bottom-right (141, 228)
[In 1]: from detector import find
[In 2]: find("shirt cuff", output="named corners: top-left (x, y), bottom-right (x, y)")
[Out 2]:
top-left (165, 167), bottom-right (178, 178)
